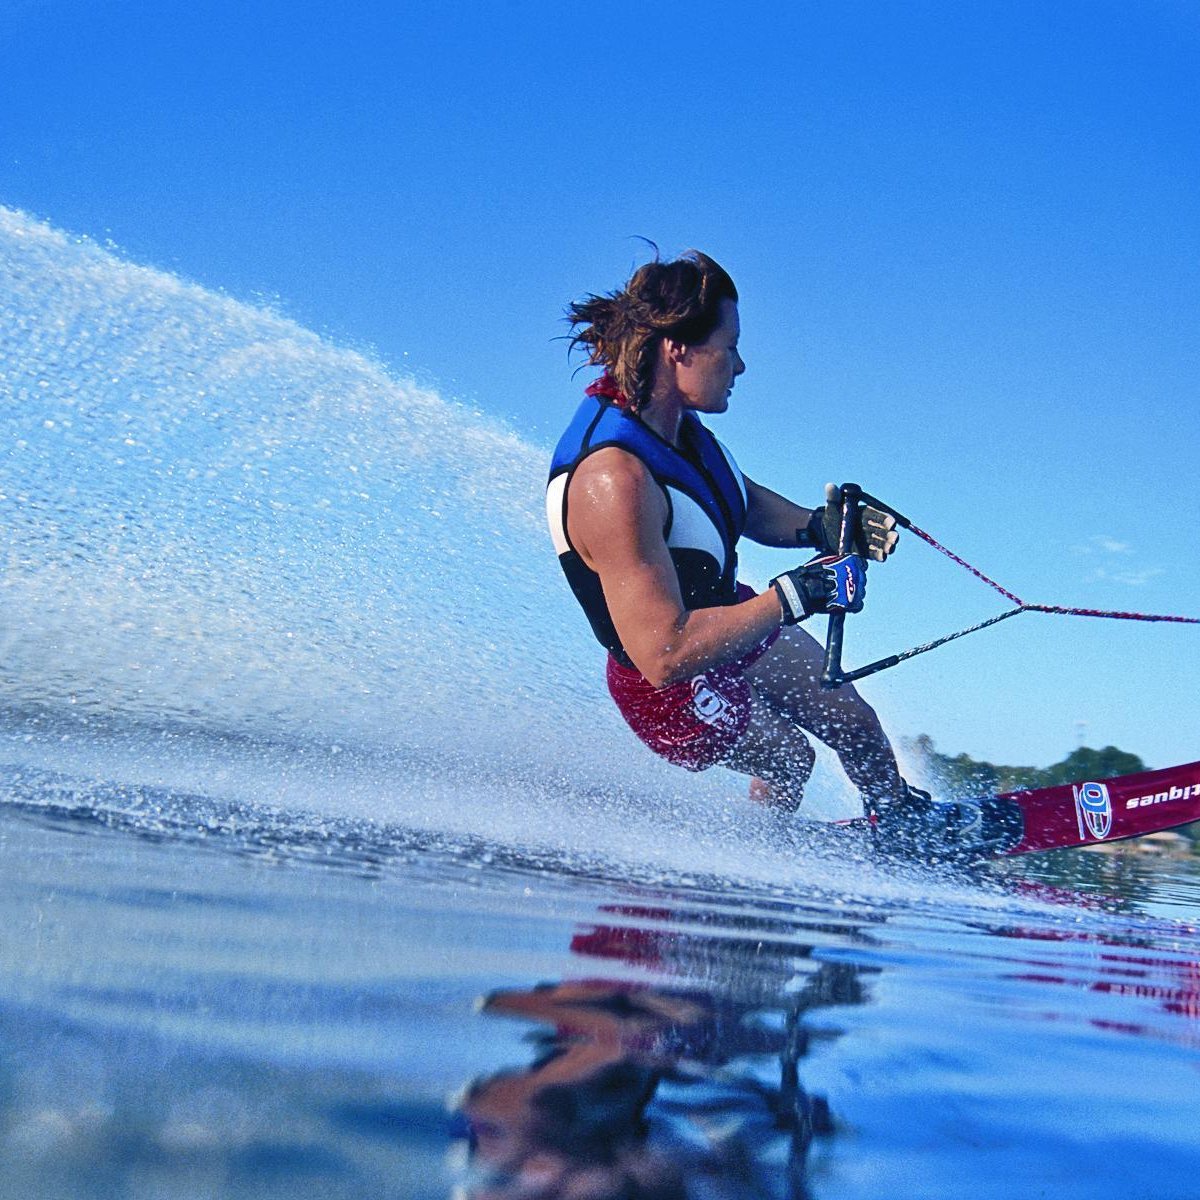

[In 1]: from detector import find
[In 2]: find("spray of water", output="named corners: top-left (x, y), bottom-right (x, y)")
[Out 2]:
top-left (0, 207), bottom-right (925, 890)
top-left (1, 212), bottom-right (746, 811)
top-left (2, 211), bottom-right (558, 742)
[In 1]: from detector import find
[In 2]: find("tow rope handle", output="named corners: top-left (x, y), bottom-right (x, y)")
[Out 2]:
top-left (819, 483), bottom-right (863, 689)
top-left (820, 486), bottom-right (1199, 691)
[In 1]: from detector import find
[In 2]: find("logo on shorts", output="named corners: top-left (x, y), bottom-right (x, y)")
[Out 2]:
top-left (691, 676), bottom-right (735, 727)
top-left (1073, 780), bottom-right (1113, 841)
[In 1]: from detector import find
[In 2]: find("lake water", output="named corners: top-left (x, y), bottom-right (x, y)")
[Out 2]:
top-left (2, 208), bottom-right (1199, 1198)
top-left (2, 751), bottom-right (1199, 1200)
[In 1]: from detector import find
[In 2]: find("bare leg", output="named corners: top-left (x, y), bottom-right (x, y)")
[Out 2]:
top-left (744, 624), bottom-right (903, 808)
top-left (719, 689), bottom-right (816, 814)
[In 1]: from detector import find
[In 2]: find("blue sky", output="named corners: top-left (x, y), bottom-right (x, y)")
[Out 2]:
top-left (2, 0), bottom-right (1197, 769)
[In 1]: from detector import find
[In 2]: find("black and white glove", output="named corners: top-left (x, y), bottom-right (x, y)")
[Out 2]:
top-left (771, 554), bottom-right (867, 624)
top-left (803, 482), bottom-right (899, 562)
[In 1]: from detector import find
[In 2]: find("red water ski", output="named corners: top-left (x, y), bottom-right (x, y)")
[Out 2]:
top-left (1002, 759), bottom-right (1200, 854)
top-left (827, 760), bottom-right (1200, 859)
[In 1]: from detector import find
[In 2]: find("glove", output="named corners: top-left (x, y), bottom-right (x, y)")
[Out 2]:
top-left (771, 554), bottom-right (866, 624)
top-left (804, 482), bottom-right (899, 563)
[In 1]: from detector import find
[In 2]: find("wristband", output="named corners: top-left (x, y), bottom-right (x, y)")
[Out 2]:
top-left (799, 510), bottom-right (831, 553)
top-left (771, 575), bottom-right (805, 624)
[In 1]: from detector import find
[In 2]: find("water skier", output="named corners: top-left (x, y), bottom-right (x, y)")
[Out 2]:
top-left (547, 249), bottom-right (924, 822)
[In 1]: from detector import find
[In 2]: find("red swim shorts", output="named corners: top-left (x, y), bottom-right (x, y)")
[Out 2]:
top-left (606, 584), bottom-right (780, 772)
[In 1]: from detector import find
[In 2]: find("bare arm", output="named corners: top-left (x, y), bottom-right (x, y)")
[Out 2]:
top-left (568, 449), bottom-right (783, 688)
top-left (742, 475), bottom-right (816, 548)
top-left (746, 478), bottom-right (900, 562)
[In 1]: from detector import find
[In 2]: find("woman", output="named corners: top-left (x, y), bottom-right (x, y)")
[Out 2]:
top-left (547, 249), bottom-right (908, 815)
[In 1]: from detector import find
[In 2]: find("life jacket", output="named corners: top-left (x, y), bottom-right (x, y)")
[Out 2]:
top-left (546, 376), bottom-right (748, 667)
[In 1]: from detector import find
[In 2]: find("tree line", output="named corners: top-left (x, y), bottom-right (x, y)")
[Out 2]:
top-left (904, 736), bottom-right (1197, 846)
top-left (903, 736), bottom-right (1146, 798)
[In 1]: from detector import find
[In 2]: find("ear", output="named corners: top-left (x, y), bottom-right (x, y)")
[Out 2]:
top-left (662, 338), bottom-right (689, 365)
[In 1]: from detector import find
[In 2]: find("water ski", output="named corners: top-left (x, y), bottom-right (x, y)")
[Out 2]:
top-left (833, 759), bottom-right (1200, 864)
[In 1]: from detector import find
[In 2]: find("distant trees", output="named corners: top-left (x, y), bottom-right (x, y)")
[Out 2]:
top-left (903, 738), bottom-right (1197, 849)
top-left (1037, 746), bottom-right (1147, 788)
top-left (905, 735), bottom-right (1146, 798)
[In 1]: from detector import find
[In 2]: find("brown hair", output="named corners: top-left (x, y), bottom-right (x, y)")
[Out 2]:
top-left (566, 250), bottom-right (738, 412)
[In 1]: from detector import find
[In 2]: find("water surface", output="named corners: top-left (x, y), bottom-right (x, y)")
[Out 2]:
top-left (2, 209), bottom-right (1198, 1198)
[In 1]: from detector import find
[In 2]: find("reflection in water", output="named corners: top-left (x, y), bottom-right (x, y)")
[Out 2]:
top-left (452, 898), bottom-right (877, 1199)
top-left (988, 922), bottom-right (1200, 1043)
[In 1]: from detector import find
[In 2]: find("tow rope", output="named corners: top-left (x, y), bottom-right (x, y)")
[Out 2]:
top-left (821, 486), bottom-right (1199, 689)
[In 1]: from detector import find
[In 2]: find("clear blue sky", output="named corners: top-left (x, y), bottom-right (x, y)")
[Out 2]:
top-left (2, 0), bottom-right (1197, 768)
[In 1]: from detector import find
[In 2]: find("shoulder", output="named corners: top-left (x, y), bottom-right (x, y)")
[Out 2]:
top-left (567, 447), bottom-right (669, 549)
top-left (570, 446), bottom-right (661, 508)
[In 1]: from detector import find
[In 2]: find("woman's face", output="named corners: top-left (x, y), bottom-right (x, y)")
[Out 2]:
top-left (673, 298), bottom-right (745, 415)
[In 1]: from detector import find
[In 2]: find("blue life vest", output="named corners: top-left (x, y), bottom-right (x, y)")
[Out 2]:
top-left (546, 389), bottom-right (748, 667)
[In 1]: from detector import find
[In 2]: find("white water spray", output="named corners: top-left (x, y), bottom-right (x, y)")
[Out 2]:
top-left (0, 214), bottom-right (617, 762)
top-left (1, 210), bottom-right (886, 870)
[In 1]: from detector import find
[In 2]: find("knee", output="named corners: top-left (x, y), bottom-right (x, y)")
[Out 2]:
top-left (788, 727), bottom-right (817, 771)
top-left (807, 689), bottom-right (887, 746)
top-left (754, 733), bottom-right (814, 815)
top-left (760, 725), bottom-right (815, 780)
top-left (831, 683), bottom-right (882, 728)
